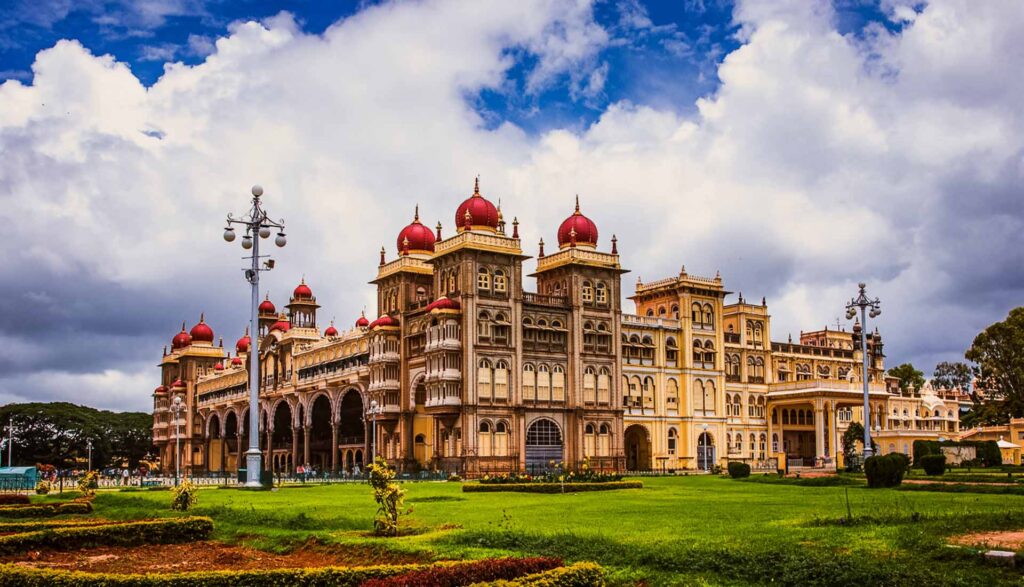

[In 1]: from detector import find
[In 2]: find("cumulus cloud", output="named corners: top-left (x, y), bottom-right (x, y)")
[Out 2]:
top-left (1, 0), bottom-right (1022, 411)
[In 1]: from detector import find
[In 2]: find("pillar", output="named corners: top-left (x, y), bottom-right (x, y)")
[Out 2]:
top-left (291, 427), bottom-right (300, 474)
top-left (814, 406), bottom-right (825, 459)
top-left (266, 429), bottom-right (273, 472)
top-left (220, 436), bottom-right (226, 473)
top-left (830, 405), bottom-right (839, 460)
top-left (331, 424), bottom-right (339, 472)
top-left (303, 425), bottom-right (311, 467)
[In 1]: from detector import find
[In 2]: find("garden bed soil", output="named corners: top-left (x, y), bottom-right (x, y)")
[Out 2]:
top-left (904, 479), bottom-right (1017, 487)
top-left (1, 540), bottom-right (426, 574)
top-left (951, 530), bottom-right (1024, 550)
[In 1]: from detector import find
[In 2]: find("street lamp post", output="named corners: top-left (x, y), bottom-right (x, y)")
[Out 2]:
top-left (846, 282), bottom-right (881, 459)
top-left (172, 396), bottom-right (183, 486)
top-left (86, 439), bottom-right (93, 472)
top-left (223, 185), bottom-right (287, 487)
top-left (368, 400), bottom-right (382, 463)
top-left (4, 417), bottom-right (13, 467)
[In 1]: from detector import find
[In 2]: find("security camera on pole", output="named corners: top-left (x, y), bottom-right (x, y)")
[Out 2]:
top-left (223, 185), bottom-right (287, 487)
top-left (845, 283), bottom-right (881, 459)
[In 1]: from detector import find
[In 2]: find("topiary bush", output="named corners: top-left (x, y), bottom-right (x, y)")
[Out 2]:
top-left (77, 471), bottom-right (98, 497)
top-left (34, 481), bottom-right (51, 495)
top-left (864, 454), bottom-right (907, 488)
top-left (727, 462), bottom-right (751, 479)
top-left (920, 454), bottom-right (946, 476)
top-left (171, 480), bottom-right (197, 511)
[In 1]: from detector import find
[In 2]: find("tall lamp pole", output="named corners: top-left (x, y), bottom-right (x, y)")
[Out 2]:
top-left (86, 439), bottom-right (93, 472)
top-left (4, 417), bottom-right (12, 467)
top-left (368, 400), bottom-right (381, 463)
top-left (846, 283), bottom-right (881, 459)
top-left (223, 185), bottom-right (287, 487)
top-left (172, 396), bottom-right (183, 486)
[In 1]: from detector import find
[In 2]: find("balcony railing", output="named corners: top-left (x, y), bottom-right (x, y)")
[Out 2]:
top-left (522, 292), bottom-right (569, 307)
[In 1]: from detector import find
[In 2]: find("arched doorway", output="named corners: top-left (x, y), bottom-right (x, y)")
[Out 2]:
top-left (697, 432), bottom-right (715, 471)
top-left (414, 433), bottom-right (428, 464)
top-left (624, 424), bottom-right (652, 471)
top-left (207, 413), bottom-right (222, 473)
top-left (309, 395), bottom-right (332, 470)
top-left (224, 411), bottom-right (239, 472)
top-left (525, 418), bottom-right (563, 472)
top-left (337, 390), bottom-right (365, 472)
top-left (271, 402), bottom-right (293, 474)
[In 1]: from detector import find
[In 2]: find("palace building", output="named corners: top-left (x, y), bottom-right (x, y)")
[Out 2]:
top-left (151, 180), bottom-right (962, 476)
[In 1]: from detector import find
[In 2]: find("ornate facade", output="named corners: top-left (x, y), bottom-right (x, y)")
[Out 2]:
top-left (152, 181), bottom-right (961, 476)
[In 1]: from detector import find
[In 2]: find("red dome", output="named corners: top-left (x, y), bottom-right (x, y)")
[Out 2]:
top-left (171, 379), bottom-right (185, 388)
top-left (426, 296), bottom-right (461, 312)
top-left (557, 197), bottom-right (598, 249)
top-left (293, 279), bottom-right (313, 300)
top-left (396, 207), bottom-right (436, 254)
top-left (171, 323), bottom-right (192, 350)
top-left (235, 331), bottom-right (251, 354)
top-left (214, 362), bottom-right (224, 371)
top-left (455, 178), bottom-right (499, 232)
top-left (189, 314), bottom-right (214, 343)
top-left (369, 314), bottom-right (399, 329)
top-left (271, 319), bottom-right (291, 332)
top-left (154, 385), bottom-right (167, 395)
top-left (258, 295), bottom-right (276, 315)
top-left (355, 312), bottom-right (370, 328)
top-left (324, 324), bottom-right (338, 337)
top-left (231, 357), bottom-right (243, 366)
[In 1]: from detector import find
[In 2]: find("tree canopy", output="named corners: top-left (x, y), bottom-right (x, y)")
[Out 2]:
top-left (887, 363), bottom-right (925, 393)
top-left (964, 307), bottom-right (1024, 424)
top-left (932, 361), bottom-right (973, 397)
top-left (0, 402), bottom-right (153, 469)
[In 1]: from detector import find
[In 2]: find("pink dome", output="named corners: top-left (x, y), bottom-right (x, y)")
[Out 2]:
top-left (396, 207), bottom-right (436, 254)
top-left (557, 197), bottom-right (598, 249)
top-left (454, 178), bottom-right (499, 232)
top-left (189, 315), bottom-right (214, 343)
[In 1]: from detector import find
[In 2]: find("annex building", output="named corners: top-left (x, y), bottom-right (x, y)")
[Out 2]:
top-left (152, 180), bottom-right (963, 477)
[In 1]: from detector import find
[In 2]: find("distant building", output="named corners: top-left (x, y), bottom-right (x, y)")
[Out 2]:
top-left (152, 180), bottom-right (961, 476)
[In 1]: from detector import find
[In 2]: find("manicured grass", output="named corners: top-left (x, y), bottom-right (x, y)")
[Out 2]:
top-left (80, 476), bottom-right (1024, 586)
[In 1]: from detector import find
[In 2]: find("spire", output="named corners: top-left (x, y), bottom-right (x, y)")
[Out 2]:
top-left (413, 204), bottom-right (420, 223)
top-left (218, 337), bottom-right (223, 347)
top-left (762, 296), bottom-right (766, 306)
top-left (611, 234), bottom-right (618, 254)
top-left (538, 238), bottom-right (545, 258)
top-left (181, 320), bottom-right (186, 331)
top-left (435, 221), bottom-right (443, 242)
top-left (473, 175), bottom-right (480, 196)
top-left (512, 217), bottom-right (519, 239)
top-left (574, 194), bottom-right (581, 215)
top-left (199, 312), bottom-right (205, 323)
top-left (379, 246), bottom-right (386, 266)
top-left (715, 270), bottom-right (721, 281)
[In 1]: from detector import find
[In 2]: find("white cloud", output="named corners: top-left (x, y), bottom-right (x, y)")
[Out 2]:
top-left (1, 0), bottom-right (1022, 411)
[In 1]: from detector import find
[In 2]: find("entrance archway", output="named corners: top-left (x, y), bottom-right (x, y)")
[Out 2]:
top-left (337, 389), bottom-right (365, 472)
top-left (697, 432), bottom-right (715, 471)
top-left (624, 424), bottom-right (652, 471)
top-left (271, 402), bottom-right (293, 474)
top-left (525, 418), bottom-right (563, 472)
top-left (207, 413), bottom-right (223, 472)
top-left (224, 411), bottom-right (239, 472)
top-left (309, 395), bottom-right (332, 470)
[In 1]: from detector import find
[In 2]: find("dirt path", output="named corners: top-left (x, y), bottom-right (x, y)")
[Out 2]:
top-left (951, 530), bottom-right (1024, 550)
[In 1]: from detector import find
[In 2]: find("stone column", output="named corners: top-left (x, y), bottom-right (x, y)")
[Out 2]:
top-left (814, 406), bottom-right (825, 459)
top-left (303, 425), bottom-right (311, 468)
top-left (266, 429), bottom-right (274, 472)
top-left (830, 405), bottom-right (839, 459)
top-left (219, 437), bottom-right (226, 473)
top-left (291, 427), bottom-right (300, 474)
top-left (331, 424), bottom-right (339, 472)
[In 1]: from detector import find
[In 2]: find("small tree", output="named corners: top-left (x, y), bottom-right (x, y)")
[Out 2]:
top-left (368, 457), bottom-right (406, 537)
top-left (888, 363), bottom-right (926, 394)
top-left (920, 454), bottom-right (946, 476)
top-left (77, 471), bottom-right (98, 497)
top-left (171, 479), bottom-right (197, 511)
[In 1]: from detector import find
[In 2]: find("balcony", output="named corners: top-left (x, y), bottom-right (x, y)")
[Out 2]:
top-left (622, 314), bottom-right (681, 329)
top-left (523, 292), bottom-right (569, 308)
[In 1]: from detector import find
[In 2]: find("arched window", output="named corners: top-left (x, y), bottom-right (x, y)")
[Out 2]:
top-left (477, 267), bottom-right (490, 291)
top-left (598, 423), bottom-right (611, 456)
top-left (493, 269), bottom-right (507, 293)
top-left (537, 364), bottom-right (552, 401)
top-left (702, 303), bottom-right (714, 326)
top-left (671, 304), bottom-right (679, 319)
top-left (477, 310), bottom-right (491, 339)
top-left (477, 359), bottom-right (492, 399)
top-left (584, 423), bottom-right (596, 456)
top-left (658, 306), bottom-right (666, 316)
top-left (668, 428), bottom-right (678, 455)
top-left (582, 280), bottom-right (594, 304)
top-left (583, 366), bottom-right (597, 404)
top-left (666, 378), bottom-right (679, 411)
top-left (642, 376), bottom-right (655, 408)
top-left (596, 282), bottom-right (608, 305)
top-left (523, 364), bottom-right (536, 400)
top-left (666, 337), bottom-right (678, 366)
top-left (479, 420), bottom-right (492, 457)
top-left (494, 360), bottom-right (509, 400)
top-left (494, 420), bottom-right (509, 456)
top-left (598, 367), bottom-right (611, 404)
top-left (552, 365), bottom-right (566, 402)
top-left (646, 309), bottom-right (655, 317)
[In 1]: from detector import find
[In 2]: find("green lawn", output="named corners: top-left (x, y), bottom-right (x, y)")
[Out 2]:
top-left (81, 476), bottom-right (1024, 586)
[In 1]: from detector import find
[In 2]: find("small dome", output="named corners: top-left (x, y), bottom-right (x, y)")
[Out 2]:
top-left (426, 295), bottom-right (461, 312)
top-left (271, 319), bottom-right (291, 332)
top-left (557, 197), bottom-right (598, 249)
top-left (355, 312), bottom-right (370, 328)
top-left (214, 362), bottom-right (224, 371)
top-left (369, 314), bottom-right (399, 329)
top-left (396, 206), bottom-right (436, 254)
top-left (190, 314), bottom-right (214, 343)
top-left (324, 323), bottom-right (339, 337)
top-left (171, 325), bottom-right (192, 350)
top-left (258, 295), bottom-right (276, 315)
top-left (231, 356), bottom-right (243, 366)
top-left (293, 278), bottom-right (313, 300)
top-left (153, 385), bottom-right (168, 395)
top-left (171, 379), bottom-right (185, 388)
top-left (235, 330), bottom-right (251, 354)
top-left (454, 178), bottom-right (499, 232)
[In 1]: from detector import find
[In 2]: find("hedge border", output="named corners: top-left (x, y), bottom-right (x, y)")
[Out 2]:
top-left (0, 516), bottom-right (213, 556)
top-left (0, 502), bottom-right (92, 519)
top-left (0, 559), bottom-right (602, 587)
top-left (463, 481), bottom-right (642, 493)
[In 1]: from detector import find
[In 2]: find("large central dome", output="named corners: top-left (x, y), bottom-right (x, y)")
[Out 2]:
top-left (454, 178), bottom-right (499, 232)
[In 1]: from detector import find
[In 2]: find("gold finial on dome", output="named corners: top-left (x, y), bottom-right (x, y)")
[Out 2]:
top-left (414, 204), bottom-right (420, 222)
top-left (474, 175), bottom-right (480, 195)
top-left (574, 194), bottom-right (581, 215)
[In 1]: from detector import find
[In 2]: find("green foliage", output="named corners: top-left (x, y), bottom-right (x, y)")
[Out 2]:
top-left (0, 516), bottom-right (212, 556)
top-left (35, 480), bottom-right (51, 495)
top-left (367, 457), bottom-right (405, 537)
top-left (933, 361), bottom-right (973, 396)
top-left (920, 454), bottom-right (946, 476)
top-left (171, 480), bottom-right (197, 511)
top-left (0, 402), bottom-right (153, 469)
top-left (361, 557), bottom-right (562, 587)
top-left (864, 454), bottom-right (907, 488)
top-left (77, 471), bottom-right (98, 496)
top-left (888, 363), bottom-right (926, 393)
top-left (463, 481), bottom-right (643, 493)
top-left (0, 501), bottom-right (92, 518)
top-left (0, 494), bottom-right (30, 505)
top-left (913, 439), bottom-right (1001, 467)
top-left (965, 307), bottom-right (1024, 422)
top-left (482, 562), bottom-right (605, 586)
top-left (727, 462), bottom-right (751, 479)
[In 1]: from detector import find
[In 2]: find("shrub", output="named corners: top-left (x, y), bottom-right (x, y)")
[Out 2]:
top-left (77, 471), bottom-right (98, 497)
top-left (727, 462), bottom-right (751, 479)
top-left (447, 474), bottom-right (462, 482)
top-left (463, 481), bottom-right (642, 493)
top-left (35, 480), bottom-right (51, 495)
top-left (171, 480), bottom-right (197, 511)
top-left (0, 494), bottom-right (30, 505)
top-left (921, 454), bottom-right (946, 476)
top-left (485, 562), bottom-right (606, 586)
top-left (0, 516), bottom-right (213, 556)
top-left (362, 556), bottom-right (561, 587)
top-left (368, 457), bottom-right (405, 537)
top-left (913, 439), bottom-right (1002, 467)
top-left (864, 454), bottom-right (907, 488)
top-left (0, 501), bottom-right (92, 519)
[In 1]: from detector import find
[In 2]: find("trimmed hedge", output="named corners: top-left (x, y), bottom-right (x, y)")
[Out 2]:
top-left (0, 516), bottom-right (213, 555)
top-left (920, 454), bottom-right (946, 476)
top-left (0, 559), bottom-right (600, 587)
top-left (0, 494), bottom-right (30, 505)
top-left (0, 519), bottom-right (114, 533)
top-left (463, 481), bottom-right (642, 493)
top-left (727, 462), bottom-right (751, 479)
top-left (864, 454), bottom-right (908, 488)
top-left (0, 501), bottom-right (92, 519)
top-left (479, 562), bottom-right (605, 586)
top-left (362, 557), bottom-right (561, 587)
top-left (913, 439), bottom-right (1002, 467)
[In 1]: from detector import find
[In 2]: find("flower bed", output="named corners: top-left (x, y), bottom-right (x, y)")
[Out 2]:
top-left (463, 481), bottom-right (642, 493)
top-left (361, 556), bottom-right (560, 586)
top-left (0, 516), bottom-right (213, 555)
top-left (0, 558), bottom-right (603, 586)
